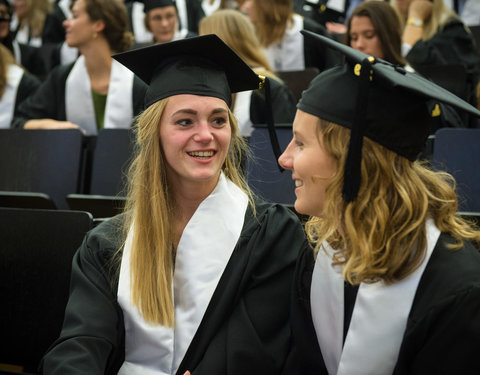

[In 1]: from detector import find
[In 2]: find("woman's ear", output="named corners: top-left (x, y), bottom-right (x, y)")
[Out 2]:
top-left (93, 19), bottom-right (106, 34)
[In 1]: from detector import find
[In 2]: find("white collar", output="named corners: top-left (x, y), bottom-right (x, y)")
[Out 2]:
top-left (65, 55), bottom-right (134, 135)
top-left (0, 65), bottom-right (23, 128)
top-left (311, 218), bottom-right (440, 375)
top-left (118, 173), bottom-right (248, 374)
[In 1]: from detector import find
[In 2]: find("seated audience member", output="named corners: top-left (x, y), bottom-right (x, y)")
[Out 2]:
top-left (198, 9), bottom-right (296, 136)
top-left (12, 0), bottom-right (147, 135)
top-left (393, 0), bottom-right (480, 119)
top-left (10, 0), bottom-right (51, 47)
top-left (0, 0), bottom-right (47, 78)
top-left (240, 0), bottom-right (340, 72)
top-left (132, 0), bottom-right (196, 49)
top-left (0, 43), bottom-right (39, 128)
top-left (40, 34), bottom-right (306, 374)
top-left (278, 32), bottom-right (480, 374)
top-left (347, 0), bottom-right (466, 131)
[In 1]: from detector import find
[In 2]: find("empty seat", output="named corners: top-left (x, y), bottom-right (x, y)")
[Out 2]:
top-left (277, 68), bottom-right (319, 102)
top-left (0, 208), bottom-right (93, 373)
top-left (433, 128), bottom-right (480, 212)
top-left (0, 129), bottom-right (84, 210)
top-left (247, 124), bottom-right (296, 205)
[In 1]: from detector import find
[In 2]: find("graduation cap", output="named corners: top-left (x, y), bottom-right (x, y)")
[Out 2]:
top-left (112, 34), bottom-right (282, 162)
top-left (143, 0), bottom-right (176, 12)
top-left (298, 30), bottom-right (480, 203)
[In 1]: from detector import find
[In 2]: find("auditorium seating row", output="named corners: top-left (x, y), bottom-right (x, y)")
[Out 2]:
top-left (0, 126), bottom-right (479, 216)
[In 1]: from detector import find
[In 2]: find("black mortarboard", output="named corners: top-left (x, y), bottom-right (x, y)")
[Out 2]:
top-left (113, 34), bottom-right (263, 108)
top-left (113, 34), bottom-right (282, 160)
top-left (298, 30), bottom-right (480, 202)
top-left (143, 0), bottom-right (176, 12)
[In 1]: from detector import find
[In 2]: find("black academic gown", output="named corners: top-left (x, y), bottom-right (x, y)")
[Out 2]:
top-left (13, 71), bottom-right (41, 122)
top-left (40, 200), bottom-right (306, 375)
top-left (42, 3), bottom-right (67, 45)
top-left (291, 233), bottom-right (480, 374)
top-left (11, 62), bottom-right (147, 129)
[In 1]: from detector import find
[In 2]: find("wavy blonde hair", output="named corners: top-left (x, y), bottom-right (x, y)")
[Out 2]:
top-left (120, 98), bottom-right (253, 325)
top-left (198, 9), bottom-right (278, 80)
top-left (306, 120), bottom-right (480, 285)
top-left (249, 0), bottom-right (293, 47)
top-left (392, 0), bottom-right (459, 41)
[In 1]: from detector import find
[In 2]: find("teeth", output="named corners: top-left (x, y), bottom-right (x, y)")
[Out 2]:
top-left (295, 180), bottom-right (303, 187)
top-left (188, 151), bottom-right (214, 158)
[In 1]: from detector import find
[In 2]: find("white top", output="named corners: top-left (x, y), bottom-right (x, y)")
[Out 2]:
top-left (0, 64), bottom-right (23, 128)
top-left (117, 173), bottom-right (248, 375)
top-left (311, 218), bottom-right (440, 375)
top-left (264, 14), bottom-right (305, 72)
top-left (233, 90), bottom-right (254, 137)
top-left (65, 55), bottom-right (134, 135)
top-left (131, 1), bottom-right (154, 43)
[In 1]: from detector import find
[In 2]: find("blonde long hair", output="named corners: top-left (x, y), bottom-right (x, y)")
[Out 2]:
top-left (306, 120), bottom-right (480, 285)
top-left (198, 9), bottom-right (278, 80)
top-left (121, 98), bottom-right (253, 325)
top-left (249, 0), bottom-right (293, 47)
top-left (392, 0), bottom-right (459, 41)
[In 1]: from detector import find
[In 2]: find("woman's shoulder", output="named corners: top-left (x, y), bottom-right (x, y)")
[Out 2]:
top-left (82, 214), bottom-right (126, 255)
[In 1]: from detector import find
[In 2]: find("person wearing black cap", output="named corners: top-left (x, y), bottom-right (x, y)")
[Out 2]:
top-left (131, 0), bottom-right (196, 49)
top-left (40, 34), bottom-right (305, 374)
top-left (278, 31), bottom-right (480, 374)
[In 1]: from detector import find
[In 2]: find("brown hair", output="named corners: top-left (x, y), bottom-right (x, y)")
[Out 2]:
top-left (306, 120), bottom-right (480, 285)
top-left (346, 1), bottom-right (406, 66)
top-left (17, 0), bottom-right (51, 38)
top-left (249, 0), bottom-right (293, 47)
top-left (73, 0), bottom-right (134, 52)
top-left (198, 9), bottom-right (278, 79)
top-left (120, 98), bottom-right (254, 325)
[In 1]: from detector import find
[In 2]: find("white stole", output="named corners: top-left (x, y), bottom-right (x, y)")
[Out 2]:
top-left (201, 0), bottom-right (221, 16)
top-left (0, 65), bottom-right (23, 128)
top-left (175, 0), bottom-right (188, 34)
top-left (311, 219), bottom-right (440, 375)
top-left (233, 90), bottom-right (253, 137)
top-left (117, 174), bottom-right (248, 374)
top-left (264, 14), bottom-right (305, 72)
top-left (131, 1), bottom-right (154, 43)
top-left (58, 0), bottom-right (73, 19)
top-left (65, 55), bottom-right (134, 135)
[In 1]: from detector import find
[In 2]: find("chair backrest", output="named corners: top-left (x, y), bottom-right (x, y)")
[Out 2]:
top-left (0, 208), bottom-right (93, 373)
top-left (89, 128), bottom-right (135, 196)
top-left (247, 124), bottom-right (296, 205)
top-left (433, 128), bottom-right (480, 212)
top-left (469, 25), bottom-right (480, 55)
top-left (0, 129), bottom-right (84, 209)
top-left (277, 68), bottom-right (320, 102)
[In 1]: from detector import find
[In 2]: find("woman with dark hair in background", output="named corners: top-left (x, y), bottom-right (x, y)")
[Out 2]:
top-left (12, 0), bottom-right (147, 134)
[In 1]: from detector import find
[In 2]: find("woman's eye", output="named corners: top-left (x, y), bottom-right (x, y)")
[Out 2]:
top-left (212, 117), bottom-right (227, 126)
top-left (295, 140), bottom-right (304, 148)
top-left (176, 119), bottom-right (192, 126)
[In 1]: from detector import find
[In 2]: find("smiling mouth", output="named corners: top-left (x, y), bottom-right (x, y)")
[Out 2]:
top-left (187, 151), bottom-right (214, 159)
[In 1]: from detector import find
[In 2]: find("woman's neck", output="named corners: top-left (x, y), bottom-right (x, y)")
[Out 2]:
top-left (81, 40), bottom-right (113, 94)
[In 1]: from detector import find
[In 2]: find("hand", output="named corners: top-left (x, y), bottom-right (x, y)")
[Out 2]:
top-left (24, 119), bottom-right (86, 134)
top-left (408, 0), bottom-right (433, 21)
top-left (183, 371), bottom-right (191, 375)
top-left (326, 22), bottom-right (347, 34)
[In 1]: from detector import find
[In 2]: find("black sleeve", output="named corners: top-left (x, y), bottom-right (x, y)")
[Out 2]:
top-left (40, 219), bottom-right (125, 375)
top-left (13, 72), bottom-right (41, 122)
top-left (42, 6), bottom-right (67, 45)
top-left (407, 20), bottom-right (480, 88)
top-left (178, 203), bottom-right (306, 375)
top-left (11, 64), bottom-right (71, 128)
